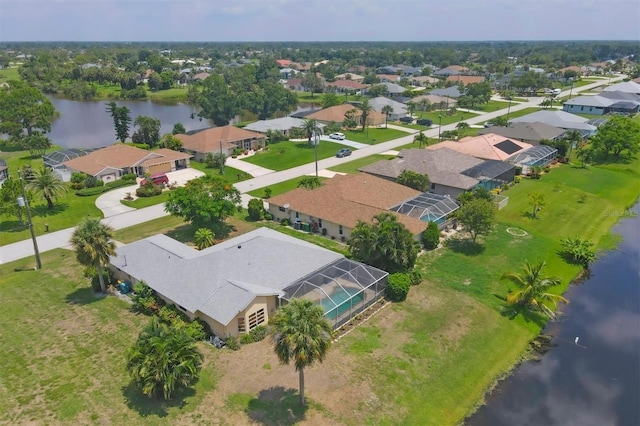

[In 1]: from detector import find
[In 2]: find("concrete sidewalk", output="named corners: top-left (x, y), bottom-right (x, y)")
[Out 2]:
top-left (225, 155), bottom-right (274, 177)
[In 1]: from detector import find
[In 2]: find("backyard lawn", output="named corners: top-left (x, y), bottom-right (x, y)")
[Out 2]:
top-left (241, 140), bottom-right (348, 171)
top-left (327, 154), bottom-right (395, 174)
top-left (343, 127), bottom-right (409, 144)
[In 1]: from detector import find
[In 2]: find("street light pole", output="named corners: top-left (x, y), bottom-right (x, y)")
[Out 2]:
top-left (219, 139), bottom-right (224, 175)
top-left (506, 97), bottom-right (512, 122)
top-left (438, 114), bottom-right (442, 140)
top-left (569, 79), bottom-right (574, 98)
top-left (17, 169), bottom-right (42, 270)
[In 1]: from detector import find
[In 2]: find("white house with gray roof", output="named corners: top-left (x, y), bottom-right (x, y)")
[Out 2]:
top-left (369, 97), bottom-right (408, 120)
top-left (510, 110), bottom-right (597, 135)
top-left (109, 228), bottom-right (387, 336)
top-left (243, 117), bottom-right (325, 137)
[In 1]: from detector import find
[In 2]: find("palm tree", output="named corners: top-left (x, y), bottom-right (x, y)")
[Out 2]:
top-left (70, 218), bottom-right (117, 293)
top-left (301, 119), bottom-right (322, 145)
top-left (27, 166), bottom-right (69, 210)
top-left (564, 129), bottom-right (583, 161)
top-left (271, 299), bottom-right (332, 406)
top-left (502, 261), bottom-right (568, 319)
top-left (126, 317), bottom-right (203, 400)
top-left (456, 121), bottom-right (470, 137)
top-left (413, 131), bottom-right (428, 148)
top-left (406, 102), bottom-right (416, 119)
top-left (418, 98), bottom-right (431, 117)
top-left (194, 228), bottom-right (215, 250)
top-left (381, 105), bottom-right (393, 128)
top-left (358, 98), bottom-right (373, 131)
top-left (528, 192), bottom-right (546, 219)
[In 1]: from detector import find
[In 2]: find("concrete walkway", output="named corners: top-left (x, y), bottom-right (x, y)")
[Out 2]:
top-left (318, 136), bottom-right (369, 149)
top-left (225, 153), bottom-right (274, 177)
top-left (1, 74), bottom-right (626, 266)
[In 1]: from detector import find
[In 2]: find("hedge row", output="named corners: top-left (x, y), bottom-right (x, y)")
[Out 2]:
top-left (75, 179), bottom-right (135, 196)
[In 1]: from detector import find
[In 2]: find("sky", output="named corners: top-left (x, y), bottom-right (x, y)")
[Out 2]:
top-left (0, 0), bottom-right (639, 42)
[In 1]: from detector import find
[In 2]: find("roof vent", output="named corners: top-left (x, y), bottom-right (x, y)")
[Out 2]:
top-left (237, 245), bottom-right (241, 249)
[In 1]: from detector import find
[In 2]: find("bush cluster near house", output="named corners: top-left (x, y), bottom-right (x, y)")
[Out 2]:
top-left (386, 273), bottom-right (411, 302)
top-left (422, 221), bottom-right (440, 250)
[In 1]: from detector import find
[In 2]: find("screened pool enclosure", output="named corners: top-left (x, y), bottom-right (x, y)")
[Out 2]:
top-left (282, 258), bottom-right (388, 329)
top-left (507, 145), bottom-right (558, 174)
top-left (390, 192), bottom-right (459, 226)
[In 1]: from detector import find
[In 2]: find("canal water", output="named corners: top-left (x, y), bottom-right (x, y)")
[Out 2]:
top-left (48, 97), bottom-right (204, 149)
top-left (468, 207), bottom-right (640, 426)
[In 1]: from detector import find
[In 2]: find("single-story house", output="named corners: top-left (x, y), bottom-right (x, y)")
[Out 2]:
top-left (377, 74), bottom-right (402, 83)
top-left (429, 134), bottom-right (533, 162)
top-left (603, 81), bottom-right (640, 95)
top-left (430, 86), bottom-right (464, 99)
top-left (433, 65), bottom-right (469, 77)
top-left (377, 66), bottom-right (399, 75)
top-left (279, 68), bottom-right (297, 79)
top-left (243, 117), bottom-right (325, 136)
top-left (62, 144), bottom-right (191, 182)
top-left (509, 110), bottom-right (597, 136)
top-left (306, 104), bottom-right (385, 127)
top-left (478, 122), bottom-right (566, 145)
top-left (267, 173), bottom-right (430, 240)
top-left (380, 82), bottom-right (406, 97)
top-left (407, 94), bottom-right (457, 110)
top-left (109, 227), bottom-right (389, 335)
top-left (398, 65), bottom-right (423, 76)
top-left (176, 126), bottom-right (266, 161)
top-left (409, 76), bottom-right (440, 87)
top-left (276, 59), bottom-right (293, 68)
top-left (446, 75), bottom-right (486, 85)
top-left (360, 147), bottom-right (515, 198)
top-left (284, 78), bottom-right (305, 92)
top-left (324, 80), bottom-right (369, 94)
top-left (563, 92), bottom-right (640, 116)
top-left (368, 96), bottom-right (408, 120)
top-left (335, 73), bottom-right (365, 82)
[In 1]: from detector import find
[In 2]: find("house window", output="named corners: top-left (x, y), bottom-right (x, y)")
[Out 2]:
top-left (237, 317), bottom-right (246, 333)
top-left (431, 183), bottom-right (436, 190)
top-left (339, 225), bottom-right (343, 235)
top-left (295, 212), bottom-right (299, 219)
top-left (318, 218), bottom-right (323, 228)
top-left (279, 206), bottom-right (286, 212)
top-left (248, 308), bottom-right (265, 330)
top-left (581, 106), bottom-right (584, 111)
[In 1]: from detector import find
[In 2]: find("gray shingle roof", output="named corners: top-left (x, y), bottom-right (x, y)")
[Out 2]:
top-left (478, 122), bottom-right (566, 143)
top-left (110, 228), bottom-right (343, 326)
top-left (369, 97), bottom-right (408, 114)
top-left (510, 110), bottom-right (596, 132)
top-left (430, 86), bottom-right (464, 98)
top-left (243, 117), bottom-right (324, 134)
top-left (360, 148), bottom-right (482, 190)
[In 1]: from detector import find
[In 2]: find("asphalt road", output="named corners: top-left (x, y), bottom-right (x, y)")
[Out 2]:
top-left (0, 75), bottom-right (624, 265)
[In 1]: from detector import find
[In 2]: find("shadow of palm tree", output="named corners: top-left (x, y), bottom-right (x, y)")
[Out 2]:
top-left (65, 287), bottom-right (106, 305)
top-left (32, 202), bottom-right (69, 217)
top-left (444, 238), bottom-right (485, 256)
top-left (500, 303), bottom-right (548, 327)
top-left (121, 382), bottom-right (194, 418)
top-left (0, 220), bottom-right (28, 233)
top-left (245, 387), bottom-right (308, 426)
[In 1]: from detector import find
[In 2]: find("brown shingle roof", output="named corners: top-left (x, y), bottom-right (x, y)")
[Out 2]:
top-left (267, 174), bottom-right (427, 235)
top-left (446, 75), bottom-right (485, 85)
top-left (430, 134), bottom-right (532, 161)
top-left (175, 126), bottom-right (265, 154)
top-left (307, 104), bottom-right (385, 124)
top-left (63, 144), bottom-right (190, 176)
top-left (324, 80), bottom-right (368, 90)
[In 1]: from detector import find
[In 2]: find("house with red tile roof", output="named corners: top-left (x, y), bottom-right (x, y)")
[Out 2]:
top-left (63, 144), bottom-right (191, 182)
top-left (428, 134), bottom-right (532, 161)
top-left (324, 79), bottom-right (369, 93)
top-left (276, 59), bottom-right (292, 68)
top-left (175, 126), bottom-right (266, 161)
top-left (267, 173), bottom-right (429, 241)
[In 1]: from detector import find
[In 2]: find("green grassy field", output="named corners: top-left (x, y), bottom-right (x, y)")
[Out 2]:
top-left (482, 107), bottom-right (544, 125)
top-left (241, 140), bottom-right (348, 171)
top-left (413, 111), bottom-right (480, 126)
top-left (0, 67), bottom-right (20, 82)
top-left (465, 99), bottom-right (510, 112)
top-left (327, 154), bottom-right (395, 174)
top-left (343, 127), bottom-right (408, 144)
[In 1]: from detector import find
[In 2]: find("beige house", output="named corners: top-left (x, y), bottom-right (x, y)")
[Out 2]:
top-left (109, 228), bottom-right (388, 335)
top-left (306, 104), bottom-right (385, 127)
top-left (62, 144), bottom-right (191, 182)
top-left (335, 73), bottom-right (365, 82)
top-left (175, 125), bottom-right (266, 161)
top-left (430, 133), bottom-right (532, 161)
top-left (267, 173), bottom-right (428, 241)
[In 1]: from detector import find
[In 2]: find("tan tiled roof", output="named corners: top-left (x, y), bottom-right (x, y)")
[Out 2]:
top-left (429, 134), bottom-right (532, 161)
top-left (307, 104), bottom-right (385, 123)
top-left (268, 174), bottom-right (427, 235)
top-left (175, 126), bottom-right (265, 153)
top-left (377, 74), bottom-right (401, 82)
top-left (324, 80), bottom-right (368, 90)
top-left (63, 144), bottom-right (190, 176)
top-left (446, 65), bottom-right (469, 72)
top-left (446, 75), bottom-right (485, 85)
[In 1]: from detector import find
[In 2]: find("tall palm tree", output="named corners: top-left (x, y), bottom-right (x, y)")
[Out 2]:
top-left (564, 129), bottom-right (583, 161)
top-left (271, 299), bottom-right (332, 406)
top-left (358, 98), bottom-right (373, 131)
top-left (301, 119), bottom-right (322, 145)
top-left (406, 102), bottom-right (416, 119)
top-left (413, 131), bottom-right (428, 148)
top-left (70, 218), bottom-right (117, 293)
top-left (456, 121), bottom-right (470, 137)
top-left (27, 166), bottom-right (69, 210)
top-left (502, 261), bottom-right (568, 319)
top-left (126, 317), bottom-right (203, 400)
top-left (381, 105), bottom-right (393, 128)
top-left (418, 98), bottom-right (431, 117)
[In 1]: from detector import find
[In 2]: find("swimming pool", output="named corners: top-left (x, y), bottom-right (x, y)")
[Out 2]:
top-left (320, 287), bottom-right (364, 318)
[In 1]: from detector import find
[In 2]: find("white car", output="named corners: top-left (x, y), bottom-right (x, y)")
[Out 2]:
top-left (329, 132), bottom-right (345, 140)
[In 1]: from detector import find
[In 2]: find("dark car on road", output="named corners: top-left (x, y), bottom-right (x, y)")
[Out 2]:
top-left (336, 148), bottom-right (352, 158)
top-left (416, 118), bottom-right (433, 126)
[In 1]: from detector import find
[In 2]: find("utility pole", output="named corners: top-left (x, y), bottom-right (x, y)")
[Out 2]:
top-left (314, 131), bottom-right (319, 177)
top-left (219, 139), bottom-right (224, 175)
top-left (17, 169), bottom-right (42, 270)
top-left (438, 114), bottom-right (442, 140)
top-left (506, 97), bottom-right (512, 122)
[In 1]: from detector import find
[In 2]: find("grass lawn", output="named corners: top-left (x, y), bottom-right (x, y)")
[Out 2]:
top-left (0, 66), bottom-right (20, 82)
top-left (0, 150), bottom-right (103, 244)
top-left (147, 87), bottom-right (188, 103)
top-left (482, 107), bottom-right (544, 125)
top-left (121, 191), bottom-right (171, 209)
top-left (327, 154), bottom-right (395, 174)
top-left (242, 140), bottom-right (348, 171)
top-left (414, 111), bottom-right (479, 126)
top-left (343, 127), bottom-right (408, 144)
top-left (466, 99), bottom-right (510, 112)
top-left (187, 162), bottom-right (250, 182)
top-left (247, 176), bottom-right (328, 199)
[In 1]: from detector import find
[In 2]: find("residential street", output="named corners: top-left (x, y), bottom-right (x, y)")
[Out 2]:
top-left (0, 75), bottom-right (624, 265)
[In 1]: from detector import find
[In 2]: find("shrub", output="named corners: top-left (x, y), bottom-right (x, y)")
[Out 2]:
top-left (247, 198), bottom-right (264, 221)
top-left (70, 172), bottom-right (87, 190)
top-left (386, 273), bottom-right (411, 302)
top-left (96, 179), bottom-right (104, 187)
top-left (75, 179), bottom-right (133, 196)
top-left (421, 221), bottom-right (440, 250)
top-left (249, 325), bottom-right (267, 342)
top-left (280, 218), bottom-right (291, 226)
top-left (263, 187), bottom-right (272, 199)
top-left (121, 173), bottom-right (137, 181)
top-left (90, 269), bottom-right (114, 293)
top-left (225, 336), bottom-right (241, 351)
top-left (131, 281), bottom-right (162, 315)
top-left (408, 268), bottom-right (423, 286)
top-left (240, 333), bottom-right (254, 345)
top-left (84, 175), bottom-right (98, 188)
top-left (136, 183), bottom-right (162, 197)
top-left (130, 142), bottom-right (150, 150)
top-left (264, 212), bottom-right (273, 221)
